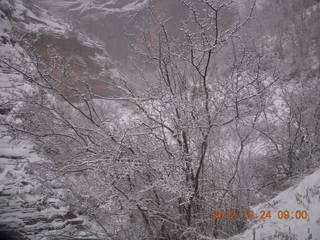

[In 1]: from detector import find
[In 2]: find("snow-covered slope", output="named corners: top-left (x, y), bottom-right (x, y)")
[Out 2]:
top-left (0, 0), bottom-right (70, 35)
top-left (0, 8), bottom-right (25, 102)
top-left (230, 169), bottom-right (320, 240)
top-left (0, 131), bottom-right (100, 239)
top-left (0, 0), bottom-right (117, 238)
top-left (33, 0), bottom-right (152, 62)
top-left (1, 0), bottom-right (119, 101)
top-left (34, 0), bottom-right (184, 62)
top-left (40, 0), bottom-right (151, 17)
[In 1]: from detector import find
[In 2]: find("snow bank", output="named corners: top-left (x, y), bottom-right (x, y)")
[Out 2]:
top-left (231, 169), bottom-right (320, 239)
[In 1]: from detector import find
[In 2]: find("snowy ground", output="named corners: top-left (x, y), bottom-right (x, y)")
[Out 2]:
top-left (230, 169), bottom-right (320, 240)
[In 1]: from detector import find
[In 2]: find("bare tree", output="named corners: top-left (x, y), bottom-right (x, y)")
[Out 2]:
top-left (0, 0), bottom-right (285, 239)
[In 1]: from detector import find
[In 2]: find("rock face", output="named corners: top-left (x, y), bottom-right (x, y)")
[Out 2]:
top-left (35, 0), bottom-right (186, 62)
top-left (0, 1), bottom-right (108, 239)
top-left (0, 0), bottom-right (121, 102)
top-left (0, 135), bottom-right (91, 240)
top-left (0, 230), bottom-right (27, 240)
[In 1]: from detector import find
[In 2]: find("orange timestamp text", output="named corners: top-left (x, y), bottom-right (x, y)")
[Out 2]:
top-left (210, 209), bottom-right (309, 220)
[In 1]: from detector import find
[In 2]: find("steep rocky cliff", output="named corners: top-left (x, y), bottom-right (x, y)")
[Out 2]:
top-left (0, 134), bottom-right (96, 240)
top-left (0, 0), bottom-right (116, 238)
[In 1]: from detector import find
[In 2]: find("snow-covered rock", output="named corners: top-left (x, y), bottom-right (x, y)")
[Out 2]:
top-left (36, 0), bottom-right (151, 17)
top-left (0, 134), bottom-right (93, 239)
top-left (0, 1), bottom-right (115, 238)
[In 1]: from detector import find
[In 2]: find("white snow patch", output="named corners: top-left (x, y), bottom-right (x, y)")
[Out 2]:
top-left (230, 169), bottom-right (320, 239)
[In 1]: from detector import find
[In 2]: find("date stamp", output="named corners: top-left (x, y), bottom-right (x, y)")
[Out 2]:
top-left (210, 209), bottom-right (309, 220)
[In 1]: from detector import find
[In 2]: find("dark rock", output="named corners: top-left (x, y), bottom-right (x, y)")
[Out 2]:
top-left (67, 218), bottom-right (84, 225)
top-left (0, 230), bottom-right (29, 240)
top-left (64, 210), bottom-right (77, 220)
top-left (1, 36), bottom-right (8, 44)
